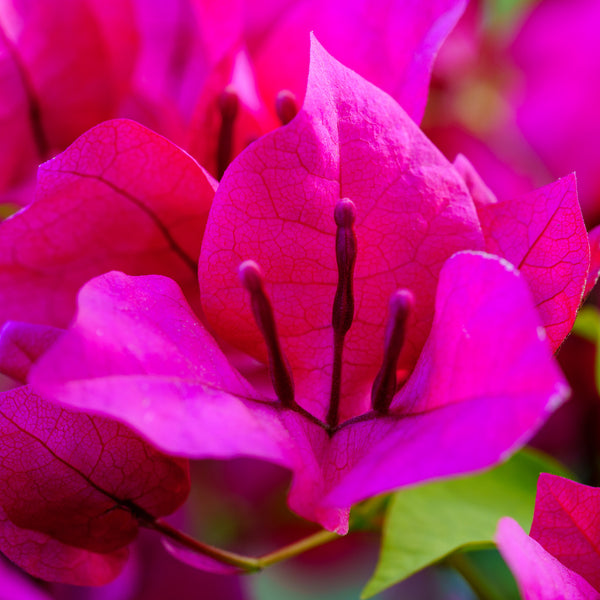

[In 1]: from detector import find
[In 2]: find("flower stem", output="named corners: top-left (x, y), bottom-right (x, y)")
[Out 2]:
top-left (146, 518), bottom-right (261, 572)
top-left (446, 552), bottom-right (504, 600)
top-left (257, 529), bottom-right (341, 568)
top-left (145, 518), bottom-right (340, 573)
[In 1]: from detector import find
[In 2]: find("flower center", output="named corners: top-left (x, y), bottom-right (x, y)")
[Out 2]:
top-left (239, 200), bottom-right (413, 433)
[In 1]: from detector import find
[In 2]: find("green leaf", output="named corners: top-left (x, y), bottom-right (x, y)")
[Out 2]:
top-left (572, 305), bottom-right (600, 344)
top-left (362, 448), bottom-right (570, 598)
top-left (571, 306), bottom-right (600, 392)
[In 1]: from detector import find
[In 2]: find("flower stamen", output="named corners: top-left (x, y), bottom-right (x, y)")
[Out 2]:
top-left (371, 290), bottom-right (414, 413)
top-left (327, 198), bottom-right (357, 429)
top-left (275, 90), bottom-right (298, 125)
top-left (239, 260), bottom-right (296, 408)
top-left (217, 86), bottom-right (239, 180)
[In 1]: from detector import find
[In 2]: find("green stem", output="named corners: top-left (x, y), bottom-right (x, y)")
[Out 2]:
top-left (257, 529), bottom-right (341, 568)
top-left (446, 552), bottom-right (504, 600)
top-left (145, 519), bottom-right (341, 573)
top-left (145, 518), bottom-right (261, 572)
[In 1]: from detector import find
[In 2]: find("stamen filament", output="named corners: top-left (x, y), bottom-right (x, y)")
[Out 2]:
top-left (239, 260), bottom-right (295, 407)
top-left (327, 198), bottom-right (357, 429)
top-left (371, 290), bottom-right (414, 413)
top-left (217, 86), bottom-right (239, 180)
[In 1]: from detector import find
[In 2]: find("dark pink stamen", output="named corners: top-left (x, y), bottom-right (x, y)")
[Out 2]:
top-left (275, 90), bottom-right (299, 126)
top-left (239, 260), bottom-right (295, 407)
top-left (371, 290), bottom-right (414, 413)
top-left (327, 198), bottom-right (357, 429)
top-left (217, 86), bottom-right (239, 180)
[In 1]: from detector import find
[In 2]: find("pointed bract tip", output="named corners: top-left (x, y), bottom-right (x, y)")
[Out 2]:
top-left (334, 198), bottom-right (357, 228)
top-left (239, 260), bottom-right (263, 293)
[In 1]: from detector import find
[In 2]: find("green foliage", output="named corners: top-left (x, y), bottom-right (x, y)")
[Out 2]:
top-left (362, 448), bottom-right (569, 598)
top-left (484, 0), bottom-right (540, 30)
top-left (572, 305), bottom-right (600, 391)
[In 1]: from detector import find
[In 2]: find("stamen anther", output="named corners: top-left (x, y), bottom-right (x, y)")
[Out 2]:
top-left (275, 90), bottom-right (298, 125)
top-left (239, 260), bottom-right (295, 407)
top-left (371, 290), bottom-right (414, 413)
top-left (327, 198), bottom-right (358, 429)
top-left (217, 85), bottom-right (239, 180)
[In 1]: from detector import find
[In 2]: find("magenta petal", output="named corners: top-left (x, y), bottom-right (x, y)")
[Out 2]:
top-left (30, 271), bottom-right (294, 465)
top-left (0, 119), bottom-right (215, 328)
top-left (530, 474), bottom-right (600, 592)
top-left (325, 252), bottom-right (567, 506)
top-left (496, 517), bottom-right (599, 600)
top-left (477, 174), bottom-right (589, 350)
top-left (199, 35), bottom-right (483, 420)
top-left (0, 386), bottom-right (189, 555)
top-left (0, 321), bottom-right (62, 383)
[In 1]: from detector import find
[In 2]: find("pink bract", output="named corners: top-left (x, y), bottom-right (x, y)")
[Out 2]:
top-left (496, 517), bottom-right (600, 600)
top-left (496, 475), bottom-right (600, 599)
top-left (0, 118), bottom-right (215, 328)
top-left (531, 475), bottom-right (600, 592)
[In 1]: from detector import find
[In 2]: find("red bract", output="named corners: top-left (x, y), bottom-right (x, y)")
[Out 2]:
top-left (0, 118), bottom-right (215, 328)
top-left (0, 385), bottom-right (190, 585)
top-left (0, 321), bottom-right (190, 588)
top-left (30, 39), bottom-right (577, 540)
top-left (0, 0), bottom-right (138, 204)
top-left (497, 475), bottom-right (600, 599)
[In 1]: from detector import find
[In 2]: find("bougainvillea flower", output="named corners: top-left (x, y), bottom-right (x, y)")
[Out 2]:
top-left (186, 0), bottom-right (468, 175)
top-left (496, 474), bottom-right (600, 599)
top-left (0, 320), bottom-right (190, 585)
top-left (0, 0), bottom-right (139, 204)
top-left (0, 118), bottom-right (215, 328)
top-left (29, 40), bottom-right (575, 538)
